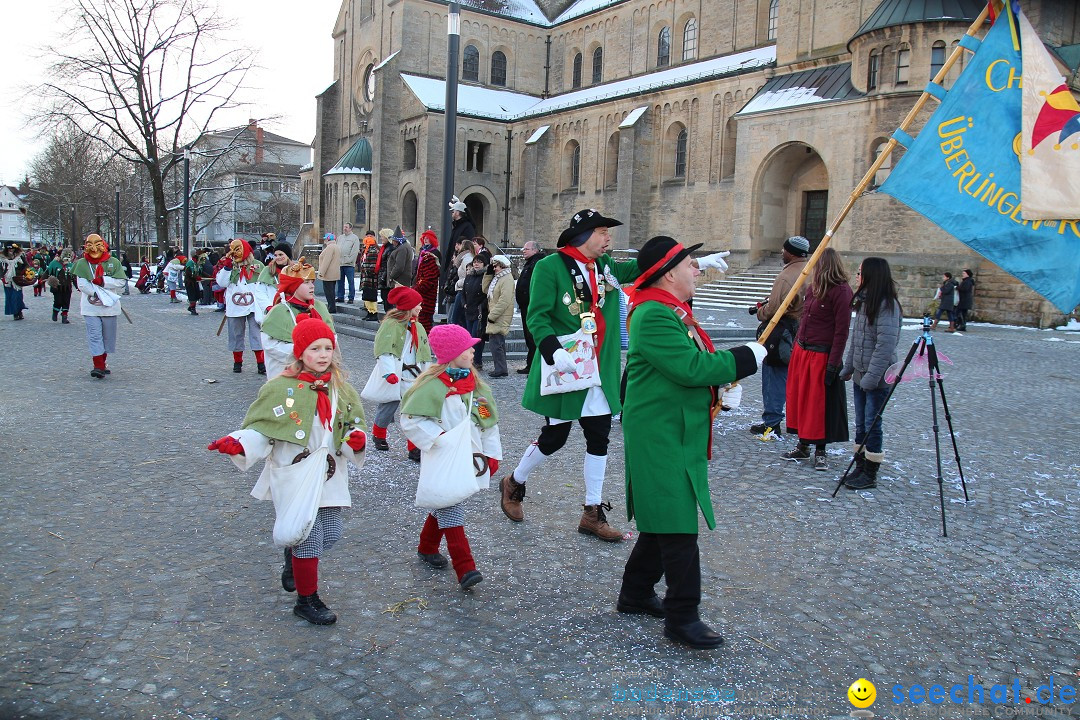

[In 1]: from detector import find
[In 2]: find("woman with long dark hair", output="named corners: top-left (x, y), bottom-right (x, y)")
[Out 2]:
top-left (841, 257), bottom-right (902, 489)
top-left (783, 247), bottom-right (853, 470)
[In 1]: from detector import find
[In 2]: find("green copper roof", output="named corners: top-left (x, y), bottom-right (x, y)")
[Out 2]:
top-left (852, 0), bottom-right (985, 41)
top-left (326, 137), bottom-right (372, 175)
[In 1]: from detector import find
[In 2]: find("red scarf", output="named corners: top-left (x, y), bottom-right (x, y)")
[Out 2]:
top-left (237, 260), bottom-right (256, 283)
top-left (296, 372), bottom-right (333, 429)
top-left (85, 249), bottom-right (112, 284)
top-left (437, 370), bottom-right (477, 396)
top-left (286, 296), bottom-right (316, 321)
top-left (375, 244), bottom-right (389, 275)
top-left (406, 319), bottom-right (419, 352)
top-left (629, 287), bottom-right (720, 458)
top-left (558, 246), bottom-right (606, 351)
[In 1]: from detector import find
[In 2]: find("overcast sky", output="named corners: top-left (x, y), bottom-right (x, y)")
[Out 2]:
top-left (0, 0), bottom-right (340, 186)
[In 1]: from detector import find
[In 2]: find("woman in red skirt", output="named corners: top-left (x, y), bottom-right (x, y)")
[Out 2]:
top-left (784, 247), bottom-right (853, 471)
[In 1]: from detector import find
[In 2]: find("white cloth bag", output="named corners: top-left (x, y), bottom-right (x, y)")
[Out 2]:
top-left (414, 396), bottom-right (482, 509)
top-left (361, 363), bottom-right (402, 404)
top-left (270, 448), bottom-right (327, 547)
top-left (538, 329), bottom-right (603, 396)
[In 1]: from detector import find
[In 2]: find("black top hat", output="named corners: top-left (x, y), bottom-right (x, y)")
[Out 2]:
top-left (635, 236), bottom-right (703, 289)
top-left (557, 209), bottom-right (623, 248)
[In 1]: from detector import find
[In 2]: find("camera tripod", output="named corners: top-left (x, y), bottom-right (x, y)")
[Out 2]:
top-left (831, 316), bottom-right (969, 536)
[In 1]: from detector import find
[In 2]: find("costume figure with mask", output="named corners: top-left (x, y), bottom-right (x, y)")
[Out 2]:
top-left (215, 239), bottom-right (268, 374)
top-left (73, 234), bottom-right (129, 378)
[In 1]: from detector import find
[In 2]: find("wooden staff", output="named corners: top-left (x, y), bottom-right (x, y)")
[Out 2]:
top-left (756, 4), bottom-right (991, 346)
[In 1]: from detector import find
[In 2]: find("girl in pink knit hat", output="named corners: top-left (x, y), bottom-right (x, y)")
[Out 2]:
top-left (399, 324), bottom-right (502, 590)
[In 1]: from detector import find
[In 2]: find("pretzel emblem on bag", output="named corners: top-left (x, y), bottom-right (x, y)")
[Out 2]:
top-left (231, 291), bottom-right (255, 306)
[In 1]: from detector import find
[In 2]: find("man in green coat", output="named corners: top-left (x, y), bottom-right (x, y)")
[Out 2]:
top-left (498, 209), bottom-right (639, 541)
top-left (616, 236), bottom-right (765, 649)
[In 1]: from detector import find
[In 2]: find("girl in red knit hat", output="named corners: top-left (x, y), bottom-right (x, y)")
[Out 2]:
top-left (400, 323), bottom-right (502, 590)
top-left (360, 286), bottom-right (433, 462)
top-left (208, 316), bottom-right (367, 625)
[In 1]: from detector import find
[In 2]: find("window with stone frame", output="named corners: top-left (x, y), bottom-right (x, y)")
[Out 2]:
top-left (657, 27), bottom-right (671, 68)
top-left (572, 52), bottom-right (582, 89)
top-left (896, 47), bottom-right (910, 84)
top-left (403, 139), bottom-right (417, 169)
top-left (674, 128), bottom-right (688, 178)
top-left (491, 51), bottom-right (507, 86)
top-left (683, 18), bottom-right (697, 61)
top-left (592, 47), bottom-right (603, 84)
top-left (868, 50), bottom-right (880, 90)
top-left (564, 141), bottom-right (581, 190)
top-left (872, 140), bottom-right (892, 187)
top-left (463, 45), bottom-right (480, 82)
top-left (353, 196), bottom-right (366, 226)
top-left (605, 131), bottom-right (619, 188)
top-left (930, 41), bottom-right (946, 80)
top-left (467, 141), bottom-right (491, 172)
top-left (768, 0), bottom-right (779, 41)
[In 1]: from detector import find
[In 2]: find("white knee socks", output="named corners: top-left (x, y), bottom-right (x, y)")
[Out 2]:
top-left (584, 453), bottom-right (607, 505)
top-left (512, 442), bottom-right (547, 484)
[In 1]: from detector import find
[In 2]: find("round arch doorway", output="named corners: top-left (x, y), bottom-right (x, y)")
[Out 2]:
top-left (401, 190), bottom-right (418, 242)
top-left (752, 142), bottom-right (829, 257)
top-left (464, 193), bottom-right (487, 239)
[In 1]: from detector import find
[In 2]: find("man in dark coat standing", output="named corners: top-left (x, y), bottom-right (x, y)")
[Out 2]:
top-left (515, 240), bottom-right (544, 374)
top-left (442, 196), bottom-right (476, 297)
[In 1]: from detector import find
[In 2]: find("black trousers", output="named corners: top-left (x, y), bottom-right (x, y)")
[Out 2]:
top-left (536, 414), bottom-right (611, 457)
top-left (322, 281), bottom-right (337, 313)
top-left (620, 532), bottom-right (701, 626)
top-left (522, 321), bottom-right (536, 369)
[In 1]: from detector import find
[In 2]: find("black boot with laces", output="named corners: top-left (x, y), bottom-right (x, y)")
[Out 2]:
top-left (294, 592), bottom-right (337, 625)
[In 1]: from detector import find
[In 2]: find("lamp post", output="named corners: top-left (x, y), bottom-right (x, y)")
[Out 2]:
top-left (115, 183), bottom-right (121, 248)
top-left (440, 0), bottom-right (460, 297)
top-left (182, 148), bottom-right (191, 258)
top-left (70, 206), bottom-right (77, 250)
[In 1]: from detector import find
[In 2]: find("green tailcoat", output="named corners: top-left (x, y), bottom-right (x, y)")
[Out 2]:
top-left (522, 252), bottom-right (639, 419)
top-left (261, 300), bottom-right (335, 343)
top-left (622, 301), bottom-right (755, 533)
top-left (242, 375), bottom-right (364, 449)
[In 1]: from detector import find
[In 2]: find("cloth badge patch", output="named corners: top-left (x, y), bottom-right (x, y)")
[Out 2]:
top-left (273, 405), bottom-right (285, 417)
top-left (286, 398), bottom-right (295, 408)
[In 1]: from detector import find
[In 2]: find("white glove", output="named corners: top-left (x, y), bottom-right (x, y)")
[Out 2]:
top-left (696, 251), bottom-right (730, 272)
top-left (745, 341), bottom-right (768, 367)
top-left (721, 383), bottom-right (742, 410)
top-left (552, 348), bottom-right (578, 374)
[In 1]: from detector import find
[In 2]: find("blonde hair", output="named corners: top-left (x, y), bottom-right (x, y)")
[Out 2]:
top-left (283, 348), bottom-right (350, 387)
top-left (408, 361), bottom-right (481, 395)
top-left (383, 307), bottom-right (415, 323)
top-left (810, 247), bottom-right (850, 301)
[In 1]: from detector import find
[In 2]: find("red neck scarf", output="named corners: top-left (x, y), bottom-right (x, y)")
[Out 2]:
top-left (286, 296), bottom-right (316, 320)
top-left (237, 260), bottom-right (256, 283)
top-left (406, 319), bottom-right (419, 352)
top-left (437, 370), bottom-right (477, 396)
top-left (85, 250), bottom-right (112, 284)
top-left (375, 244), bottom-right (389, 274)
top-left (296, 371), bottom-right (333, 429)
top-left (630, 286), bottom-right (721, 458)
top-left (558, 246), bottom-right (606, 351)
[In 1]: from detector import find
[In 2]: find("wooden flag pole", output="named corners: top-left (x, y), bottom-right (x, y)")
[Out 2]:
top-left (756, 4), bottom-right (991, 346)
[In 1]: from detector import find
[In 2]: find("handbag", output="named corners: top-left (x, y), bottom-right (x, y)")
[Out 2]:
top-left (270, 446), bottom-right (328, 547)
top-left (360, 363), bottom-right (403, 404)
top-left (756, 318), bottom-right (796, 366)
top-left (538, 329), bottom-right (603, 396)
top-left (414, 395), bottom-right (482, 509)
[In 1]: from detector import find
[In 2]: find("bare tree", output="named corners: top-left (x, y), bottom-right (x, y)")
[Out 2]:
top-left (32, 0), bottom-right (253, 253)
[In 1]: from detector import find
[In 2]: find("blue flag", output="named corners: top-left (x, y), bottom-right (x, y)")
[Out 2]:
top-left (880, 15), bottom-right (1080, 314)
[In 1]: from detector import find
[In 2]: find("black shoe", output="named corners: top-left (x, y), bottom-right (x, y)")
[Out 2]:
top-left (749, 422), bottom-right (781, 435)
top-left (488, 371), bottom-right (508, 378)
top-left (90, 368), bottom-right (105, 379)
top-left (233, 362), bottom-right (242, 373)
top-left (417, 551), bottom-right (448, 569)
top-left (814, 453), bottom-right (828, 471)
top-left (846, 459), bottom-right (880, 490)
top-left (516, 366), bottom-right (531, 374)
top-left (188, 307), bottom-right (198, 315)
top-left (664, 620), bottom-right (724, 649)
top-left (61, 315), bottom-right (70, 324)
top-left (257, 362), bottom-right (267, 375)
top-left (52, 310), bottom-right (58, 321)
top-left (408, 447), bottom-right (421, 463)
top-left (293, 593), bottom-right (337, 625)
top-left (782, 443), bottom-right (811, 460)
top-left (373, 437), bottom-right (389, 451)
top-left (364, 312), bottom-right (379, 321)
top-left (617, 594), bottom-right (665, 618)
top-left (459, 571), bottom-right (483, 590)
top-left (103, 368), bottom-right (111, 375)
top-left (281, 548), bottom-right (295, 592)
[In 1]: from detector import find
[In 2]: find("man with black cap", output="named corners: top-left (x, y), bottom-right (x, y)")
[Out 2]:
top-left (748, 235), bottom-right (810, 436)
top-left (617, 236), bottom-right (766, 649)
top-left (497, 209), bottom-right (729, 541)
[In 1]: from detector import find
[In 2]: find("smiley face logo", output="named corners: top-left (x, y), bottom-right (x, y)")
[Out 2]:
top-left (848, 678), bottom-right (876, 708)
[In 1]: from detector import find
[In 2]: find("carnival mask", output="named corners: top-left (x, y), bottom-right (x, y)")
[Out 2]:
top-left (84, 234), bottom-right (107, 260)
top-left (228, 238), bottom-right (247, 263)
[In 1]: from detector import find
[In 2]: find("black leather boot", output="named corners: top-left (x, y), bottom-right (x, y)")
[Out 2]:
top-left (233, 362), bottom-right (242, 373)
top-left (257, 362), bottom-right (267, 375)
top-left (664, 620), bottom-right (724, 649)
top-left (281, 548), bottom-right (295, 592)
top-left (842, 450), bottom-right (866, 483)
top-left (293, 593), bottom-right (337, 625)
top-left (846, 459), bottom-right (880, 490)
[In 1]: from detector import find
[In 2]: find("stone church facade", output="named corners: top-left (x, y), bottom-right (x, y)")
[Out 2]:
top-left (300, 0), bottom-right (1080, 326)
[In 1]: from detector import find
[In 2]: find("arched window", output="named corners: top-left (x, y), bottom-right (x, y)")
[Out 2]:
top-left (674, 128), bottom-right (688, 178)
top-left (605, 131), bottom-right (619, 188)
top-left (768, 0), bottom-right (779, 41)
top-left (353, 195), bottom-right (366, 226)
top-left (463, 44), bottom-right (480, 82)
top-left (564, 141), bottom-right (581, 189)
top-left (491, 50), bottom-right (507, 86)
top-left (873, 141), bottom-right (892, 187)
top-left (896, 47), bottom-right (910, 84)
top-left (930, 41), bottom-right (946, 80)
top-left (683, 19), bottom-right (697, 61)
top-left (572, 52), bottom-right (582, 89)
top-left (592, 47), bottom-right (603, 84)
top-left (657, 27), bottom-right (671, 68)
top-left (403, 139), bottom-right (417, 169)
top-left (867, 50), bottom-right (880, 90)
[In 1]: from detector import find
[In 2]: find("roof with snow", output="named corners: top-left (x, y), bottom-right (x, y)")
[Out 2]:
top-left (401, 44), bottom-right (776, 121)
top-left (737, 63), bottom-right (863, 116)
top-left (448, 0), bottom-right (625, 26)
top-left (326, 137), bottom-right (373, 175)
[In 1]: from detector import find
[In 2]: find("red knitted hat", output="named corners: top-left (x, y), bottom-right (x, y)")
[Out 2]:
top-left (292, 317), bottom-right (336, 356)
top-left (387, 286), bottom-right (422, 310)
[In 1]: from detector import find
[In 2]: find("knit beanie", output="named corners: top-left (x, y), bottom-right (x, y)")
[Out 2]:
top-left (428, 324), bottom-right (480, 365)
top-left (387, 286), bottom-right (422, 310)
top-left (292, 317), bottom-right (336, 356)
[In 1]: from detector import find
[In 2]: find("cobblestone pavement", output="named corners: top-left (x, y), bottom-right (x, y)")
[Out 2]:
top-left (1, 291), bottom-right (1078, 720)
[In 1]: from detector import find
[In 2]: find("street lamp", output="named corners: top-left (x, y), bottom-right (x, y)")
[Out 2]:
top-left (182, 147), bottom-right (191, 258)
top-left (115, 183), bottom-right (121, 247)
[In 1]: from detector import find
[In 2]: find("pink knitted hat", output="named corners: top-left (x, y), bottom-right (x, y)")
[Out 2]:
top-left (428, 324), bottom-right (480, 364)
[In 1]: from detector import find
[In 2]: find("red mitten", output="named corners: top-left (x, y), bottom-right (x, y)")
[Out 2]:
top-left (346, 430), bottom-right (366, 452)
top-left (221, 256), bottom-right (233, 269)
top-left (384, 374), bottom-right (399, 384)
top-left (487, 457), bottom-right (499, 476)
top-left (208, 436), bottom-right (245, 455)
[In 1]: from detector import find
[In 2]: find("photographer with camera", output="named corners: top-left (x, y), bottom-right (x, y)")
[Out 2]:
top-left (748, 236), bottom-right (809, 436)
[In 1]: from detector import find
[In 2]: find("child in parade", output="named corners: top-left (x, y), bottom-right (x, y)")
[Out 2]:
top-left (183, 253), bottom-right (202, 315)
top-left (400, 324), bottom-right (502, 590)
top-left (73, 234), bottom-right (129, 378)
top-left (215, 239), bottom-right (268, 374)
top-left (46, 248), bottom-right (75, 322)
top-left (32, 257), bottom-right (46, 297)
top-left (208, 317), bottom-right (367, 625)
top-left (260, 258), bottom-right (335, 380)
top-left (364, 286), bottom-right (433, 462)
top-left (164, 253), bottom-right (185, 303)
top-left (256, 243), bottom-right (293, 309)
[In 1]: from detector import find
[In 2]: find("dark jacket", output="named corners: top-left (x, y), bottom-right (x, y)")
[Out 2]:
top-left (797, 282), bottom-right (854, 368)
top-left (938, 278), bottom-right (958, 310)
top-left (957, 276), bottom-right (975, 310)
top-left (461, 267), bottom-right (486, 324)
top-left (444, 214), bottom-right (476, 276)
top-left (842, 295), bottom-right (902, 390)
top-left (387, 242), bottom-right (417, 287)
top-left (515, 252), bottom-right (543, 326)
